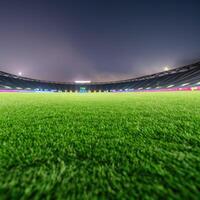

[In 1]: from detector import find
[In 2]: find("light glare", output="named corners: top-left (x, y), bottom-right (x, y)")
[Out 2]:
top-left (164, 67), bottom-right (169, 71)
top-left (75, 80), bottom-right (91, 84)
top-left (164, 66), bottom-right (170, 71)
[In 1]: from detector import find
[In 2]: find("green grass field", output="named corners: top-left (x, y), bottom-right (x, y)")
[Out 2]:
top-left (0, 92), bottom-right (200, 200)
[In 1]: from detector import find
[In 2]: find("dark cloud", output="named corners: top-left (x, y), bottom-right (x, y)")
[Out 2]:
top-left (0, 0), bottom-right (200, 81)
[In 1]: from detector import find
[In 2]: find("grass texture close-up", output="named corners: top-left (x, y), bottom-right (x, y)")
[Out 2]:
top-left (0, 92), bottom-right (200, 200)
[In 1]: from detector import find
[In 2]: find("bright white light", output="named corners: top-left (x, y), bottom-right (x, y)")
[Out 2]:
top-left (18, 72), bottom-right (22, 76)
top-left (181, 83), bottom-right (189, 86)
top-left (4, 86), bottom-right (11, 89)
top-left (75, 80), bottom-right (91, 84)
top-left (164, 66), bottom-right (170, 71)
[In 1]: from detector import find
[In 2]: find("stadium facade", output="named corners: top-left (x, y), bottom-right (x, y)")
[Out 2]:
top-left (0, 61), bottom-right (200, 92)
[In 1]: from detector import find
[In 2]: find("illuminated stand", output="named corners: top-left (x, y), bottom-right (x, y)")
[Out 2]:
top-left (1, 62), bottom-right (200, 93)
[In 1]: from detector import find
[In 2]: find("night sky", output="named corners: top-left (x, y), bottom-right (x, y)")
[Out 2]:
top-left (0, 0), bottom-right (200, 82)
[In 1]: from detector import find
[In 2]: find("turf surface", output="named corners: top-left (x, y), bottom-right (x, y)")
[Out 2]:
top-left (0, 92), bottom-right (200, 199)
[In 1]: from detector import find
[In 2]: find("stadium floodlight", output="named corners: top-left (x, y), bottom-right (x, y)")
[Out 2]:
top-left (164, 66), bottom-right (170, 71)
top-left (75, 80), bottom-right (91, 84)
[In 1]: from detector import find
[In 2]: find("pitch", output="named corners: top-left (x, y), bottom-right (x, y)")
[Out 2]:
top-left (0, 92), bottom-right (200, 199)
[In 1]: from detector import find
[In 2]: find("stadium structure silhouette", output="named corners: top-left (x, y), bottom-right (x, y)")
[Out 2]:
top-left (0, 61), bottom-right (200, 92)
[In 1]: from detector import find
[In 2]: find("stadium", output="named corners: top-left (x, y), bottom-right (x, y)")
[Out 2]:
top-left (1, 61), bottom-right (200, 93)
top-left (1, 61), bottom-right (200, 199)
